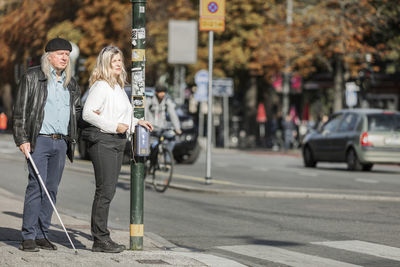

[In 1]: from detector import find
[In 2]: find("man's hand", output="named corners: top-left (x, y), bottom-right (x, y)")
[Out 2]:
top-left (175, 129), bottom-right (182, 135)
top-left (138, 120), bottom-right (153, 132)
top-left (116, 123), bottom-right (129, 134)
top-left (19, 142), bottom-right (31, 158)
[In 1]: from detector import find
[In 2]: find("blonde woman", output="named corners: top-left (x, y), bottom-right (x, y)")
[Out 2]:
top-left (82, 46), bottom-right (152, 253)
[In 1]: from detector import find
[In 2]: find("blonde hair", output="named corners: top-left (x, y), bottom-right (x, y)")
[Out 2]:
top-left (41, 52), bottom-right (72, 87)
top-left (89, 46), bottom-right (127, 88)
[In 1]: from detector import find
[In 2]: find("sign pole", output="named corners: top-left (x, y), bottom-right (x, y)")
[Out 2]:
top-left (223, 96), bottom-right (229, 149)
top-left (200, 0), bottom-right (225, 184)
top-left (205, 30), bottom-right (214, 184)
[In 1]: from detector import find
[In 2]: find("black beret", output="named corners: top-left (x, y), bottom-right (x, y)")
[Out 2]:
top-left (45, 38), bottom-right (72, 52)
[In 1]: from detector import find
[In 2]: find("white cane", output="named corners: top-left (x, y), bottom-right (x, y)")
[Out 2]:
top-left (27, 153), bottom-right (78, 255)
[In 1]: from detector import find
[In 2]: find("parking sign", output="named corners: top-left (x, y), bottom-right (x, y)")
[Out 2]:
top-left (199, 0), bottom-right (225, 31)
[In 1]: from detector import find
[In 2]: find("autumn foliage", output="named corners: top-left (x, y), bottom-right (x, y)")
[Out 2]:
top-left (0, 0), bottom-right (399, 112)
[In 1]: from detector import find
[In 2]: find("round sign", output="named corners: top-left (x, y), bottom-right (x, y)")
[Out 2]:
top-left (208, 2), bottom-right (218, 13)
top-left (346, 89), bottom-right (358, 107)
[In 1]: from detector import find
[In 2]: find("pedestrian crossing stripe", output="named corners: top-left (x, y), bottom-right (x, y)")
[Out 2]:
top-left (312, 240), bottom-right (400, 261)
top-left (216, 244), bottom-right (361, 267)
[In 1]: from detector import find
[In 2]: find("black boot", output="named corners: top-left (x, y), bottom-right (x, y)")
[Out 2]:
top-left (35, 238), bottom-right (57, 250)
top-left (19, 239), bottom-right (40, 252)
top-left (92, 240), bottom-right (125, 253)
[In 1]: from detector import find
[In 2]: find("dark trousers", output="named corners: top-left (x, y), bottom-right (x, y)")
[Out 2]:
top-left (88, 133), bottom-right (126, 242)
top-left (22, 136), bottom-right (67, 240)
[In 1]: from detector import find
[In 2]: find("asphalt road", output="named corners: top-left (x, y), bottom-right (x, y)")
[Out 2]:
top-left (2, 133), bottom-right (400, 266)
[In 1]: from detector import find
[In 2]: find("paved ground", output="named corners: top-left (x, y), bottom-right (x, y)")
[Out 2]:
top-left (0, 133), bottom-right (249, 266)
top-left (0, 186), bottom-right (247, 267)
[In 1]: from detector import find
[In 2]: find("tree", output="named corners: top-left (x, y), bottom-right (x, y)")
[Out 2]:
top-left (0, 0), bottom-right (80, 119)
top-left (1, 0), bottom-right (399, 132)
top-left (146, 0), bottom-right (197, 85)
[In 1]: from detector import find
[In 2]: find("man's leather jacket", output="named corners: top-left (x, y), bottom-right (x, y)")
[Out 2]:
top-left (13, 66), bottom-right (82, 162)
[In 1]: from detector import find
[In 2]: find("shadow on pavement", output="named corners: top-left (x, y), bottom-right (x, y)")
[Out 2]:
top-left (1, 210), bottom-right (91, 250)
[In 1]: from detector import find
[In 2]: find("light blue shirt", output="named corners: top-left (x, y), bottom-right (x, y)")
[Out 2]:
top-left (40, 67), bottom-right (70, 135)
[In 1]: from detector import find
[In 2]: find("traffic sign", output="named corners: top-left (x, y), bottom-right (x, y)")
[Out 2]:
top-left (345, 82), bottom-right (359, 107)
top-left (194, 70), bottom-right (209, 102)
top-left (212, 78), bottom-right (233, 97)
top-left (199, 0), bottom-right (225, 31)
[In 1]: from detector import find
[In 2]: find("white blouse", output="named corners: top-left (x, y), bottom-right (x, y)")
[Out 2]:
top-left (82, 80), bottom-right (138, 134)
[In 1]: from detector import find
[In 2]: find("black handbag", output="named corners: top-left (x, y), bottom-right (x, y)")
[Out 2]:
top-left (80, 122), bottom-right (101, 144)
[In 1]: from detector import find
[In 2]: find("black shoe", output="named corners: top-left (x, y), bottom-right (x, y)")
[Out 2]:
top-left (108, 239), bottom-right (126, 250)
top-left (19, 239), bottom-right (39, 252)
top-left (35, 238), bottom-right (57, 250)
top-left (92, 240), bottom-right (124, 253)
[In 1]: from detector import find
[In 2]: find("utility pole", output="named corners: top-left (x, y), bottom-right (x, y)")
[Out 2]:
top-left (130, 0), bottom-right (146, 250)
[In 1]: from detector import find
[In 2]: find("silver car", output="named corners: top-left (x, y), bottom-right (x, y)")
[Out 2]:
top-left (302, 109), bottom-right (400, 171)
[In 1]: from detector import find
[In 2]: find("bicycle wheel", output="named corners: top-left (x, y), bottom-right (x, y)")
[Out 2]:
top-left (152, 147), bottom-right (173, 192)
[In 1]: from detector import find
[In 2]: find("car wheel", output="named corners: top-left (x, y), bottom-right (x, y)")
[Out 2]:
top-left (303, 145), bottom-right (316, 168)
top-left (362, 163), bottom-right (373, 171)
top-left (346, 148), bottom-right (362, 171)
top-left (174, 141), bottom-right (201, 164)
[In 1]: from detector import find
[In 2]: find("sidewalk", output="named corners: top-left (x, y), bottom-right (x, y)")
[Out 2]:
top-left (0, 133), bottom-right (290, 266)
top-left (0, 186), bottom-right (246, 267)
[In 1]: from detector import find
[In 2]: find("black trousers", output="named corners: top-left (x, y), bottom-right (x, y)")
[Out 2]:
top-left (88, 132), bottom-right (126, 242)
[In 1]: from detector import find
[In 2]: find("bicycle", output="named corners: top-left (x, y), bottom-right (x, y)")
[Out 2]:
top-left (144, 128), bottom-right (175, 192)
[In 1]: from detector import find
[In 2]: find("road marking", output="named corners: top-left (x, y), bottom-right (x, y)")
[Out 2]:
top-left (214, 162), bottom-right (230, 167)
top-left (355, 178), bottom-right (379, 184)
top-left (173, 173), bottom-right (235, 185)
top-left (144, 233), bottom-right (247, 266)
top-left (173, 252), bottom-right (247, 267)
top-left (297, 171), bottom-right (319, 177)
top-left (0, 148), bottom-right (17, 154)
top-left (216, 244), bottom-right (361, 267)
top-left (312, 240), bottom-right (400, 261)
top-left (251, 166), bottom-right (270, 172)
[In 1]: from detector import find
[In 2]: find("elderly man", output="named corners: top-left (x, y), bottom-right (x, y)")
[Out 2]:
top-left (13, 38), bottom-right (82, 252)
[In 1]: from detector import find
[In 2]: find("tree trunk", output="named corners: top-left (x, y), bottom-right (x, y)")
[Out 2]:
top-left (333, 54), bottom-right (343, 112)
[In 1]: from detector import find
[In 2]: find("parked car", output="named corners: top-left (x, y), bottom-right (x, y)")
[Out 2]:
top-left (78, 86), bottom-right (200, 164)
top-left (302, 108), bottom-right (400, 171)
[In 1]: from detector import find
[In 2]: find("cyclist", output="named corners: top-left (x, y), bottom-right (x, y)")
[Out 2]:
top-left (145, 85), bottom-right (181, 158)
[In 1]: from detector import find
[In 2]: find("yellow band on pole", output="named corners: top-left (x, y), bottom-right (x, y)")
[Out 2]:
top-left (130, 224), bottom-right (144, 237)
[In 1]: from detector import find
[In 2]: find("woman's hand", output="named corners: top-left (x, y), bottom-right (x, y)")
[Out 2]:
top-left (116, 123), bottom-right (129, 134)
top-left (138, 120), bottom-right (153, 131)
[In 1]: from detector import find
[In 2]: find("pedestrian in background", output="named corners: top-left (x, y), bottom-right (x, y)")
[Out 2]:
top-left (0, 112), bottom-right (7, 133)
top-left (146, 85), bottom-right (181, 156)
top-left (282, 114), bottom-right (297, 151)
top-left (82, 45), bottom-right (152, 253)
top-left (13, 38), bottom-right (82, 252)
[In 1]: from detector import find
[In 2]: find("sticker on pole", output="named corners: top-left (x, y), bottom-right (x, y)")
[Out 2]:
top-left (132, 49), bottom-right (145, 62)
